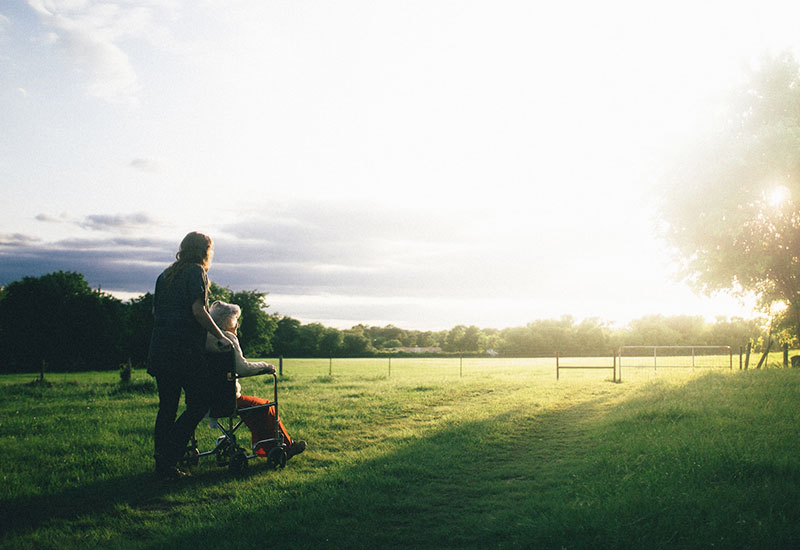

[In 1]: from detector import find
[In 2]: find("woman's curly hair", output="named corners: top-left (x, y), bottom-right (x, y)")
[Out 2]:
top-left (163, 231), bottom-right (213, 283)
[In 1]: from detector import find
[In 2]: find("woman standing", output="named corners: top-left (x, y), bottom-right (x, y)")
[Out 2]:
top-left (147, 232), bottom-right (232, 480)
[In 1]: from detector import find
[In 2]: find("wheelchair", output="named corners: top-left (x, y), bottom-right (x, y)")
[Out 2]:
top-left (182, 350), bottom-right (287, 474)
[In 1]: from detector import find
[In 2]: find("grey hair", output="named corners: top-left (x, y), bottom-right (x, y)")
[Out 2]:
top-left (209, 300), bottom-right (241, 330)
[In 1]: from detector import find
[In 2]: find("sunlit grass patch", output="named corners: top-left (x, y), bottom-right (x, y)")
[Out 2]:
top-left (1, 360), bottom-right (798, 549)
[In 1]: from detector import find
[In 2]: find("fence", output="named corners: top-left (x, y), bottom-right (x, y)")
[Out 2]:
top-left (269, 347), bottom-right (747, 382)
top-left (276, 355), bottom-right (476, 378)
top-left (618, 345), bottom-right (732, 381)
top-left (555, 352), bottom-right (617, 382)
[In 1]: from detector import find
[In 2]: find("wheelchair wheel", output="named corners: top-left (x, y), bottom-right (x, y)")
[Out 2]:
top-left (215, 438), bottom-right (231, 466)
top-left (229, 449), bottom-right (248, 475)
top-left (266, 446), bottom-right (287, 470)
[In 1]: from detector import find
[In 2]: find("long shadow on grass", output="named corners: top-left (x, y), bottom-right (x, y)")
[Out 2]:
top-left (0, 449), bottom-right (288, 543)
top-left (145, 394), bottom-right (628, 550)
top-left (141, 372), bottom-right (800, 550)
top-left (0, 380), bottom-right (223, 543)
top-left (0, 386), bottom-right (617, 548)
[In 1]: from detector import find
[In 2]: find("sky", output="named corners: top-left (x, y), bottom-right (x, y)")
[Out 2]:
top-left (0, 0), bottom-right (797, 331)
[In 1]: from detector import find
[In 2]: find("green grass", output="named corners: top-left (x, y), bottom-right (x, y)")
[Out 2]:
top-left (1, 355), bottom-right (798, 549)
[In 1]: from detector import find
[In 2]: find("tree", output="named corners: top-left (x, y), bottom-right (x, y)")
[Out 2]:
top-left (444, 325), bottom-right (467, 352)
top-left (208, 282), bottom-right (233, 304)
top-left (706, 316), bottom-right (765, 350)
top-left (272, 316), bottom-right (301, 357)
top-left (498, 326), bottom-right (533, 356)
top-left (126, 292), bottom-right (154, 367)
top-left (319, 327), bottom-right (344, 357)
top-left (575, 318), bottom-right (610, 353)
top-left (660, 52), bottom-right (800, 338)
top-left (623, 315), bottom-right (685, 347)
top-left (297, 323), bottom-right (326, 356)
top-left (460, 325), bottom-right (486, 353)
top-left (341, 326), bottom-right (372, 356)
top-left (416, 331), bottom-right (438, 348)
top-left (0, 271), bottom-right (126, 372)
top-left (229, 290), bottom-right (276, 357)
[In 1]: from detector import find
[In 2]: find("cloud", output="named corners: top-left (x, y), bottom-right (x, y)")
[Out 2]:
top-left (7, 200), bottom-right (550, 307)
top-left (36, 211), bottom-right (156, 233)
top-left (207, 200), bottom-right (566, 302)
top-left (26, 0), bottom-right (153, 101)
top-left (0, 234), bottom-right (173, 293)
top-left (78, 212), bottom-right (155, 232)
top-left (1, 199), bottom-right (693, 329)
top-left (35, 212), bottom-right (79, 224)
top-left (0, 227), bottom-right (535, 328)
top-left (35, 212), bottom-right (65, 223)
top-left (0, 225), bottom-right (751, 329)
top-left (129, 157), bottom-right (163, 173)
top-left (0, 233), bottom-right (41, 246)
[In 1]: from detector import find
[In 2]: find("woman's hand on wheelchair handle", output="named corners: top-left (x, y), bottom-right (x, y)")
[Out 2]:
top-left (216, 337), bottom-right (233, 350)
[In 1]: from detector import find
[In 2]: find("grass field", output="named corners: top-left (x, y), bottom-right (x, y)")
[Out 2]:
top-left (1, 353), bottom-right (798, 549)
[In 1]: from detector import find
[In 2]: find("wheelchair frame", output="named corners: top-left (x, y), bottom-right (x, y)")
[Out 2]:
top-left (183, 351), bottom-right (287, 474)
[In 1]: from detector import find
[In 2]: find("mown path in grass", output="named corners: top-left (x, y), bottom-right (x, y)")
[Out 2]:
top-left (1, 367), bottom-right (799, 549)
top-left (134, 378), bottom-right (630, 550)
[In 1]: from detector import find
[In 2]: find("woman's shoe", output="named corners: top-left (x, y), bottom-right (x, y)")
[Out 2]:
top-left (156, 465), bottom-right (191, 480)
top-left (286, 440), bottom-right (306, 460)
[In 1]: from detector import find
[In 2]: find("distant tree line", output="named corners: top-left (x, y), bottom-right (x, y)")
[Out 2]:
top-left (0, 271), bottom-right (780, 374)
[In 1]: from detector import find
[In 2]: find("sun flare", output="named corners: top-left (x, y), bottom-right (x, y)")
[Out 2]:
top-left (768, 185), bottom-right (791, 207)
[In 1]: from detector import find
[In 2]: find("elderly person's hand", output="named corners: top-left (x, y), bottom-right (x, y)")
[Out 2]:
top-left (262, 364), bottom-right (276, 375)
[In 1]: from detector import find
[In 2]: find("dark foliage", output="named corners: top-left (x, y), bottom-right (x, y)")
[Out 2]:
top-left (0, 271), bottom-right (771, 373)
top-left (0, 271), bottom-right (127, 372)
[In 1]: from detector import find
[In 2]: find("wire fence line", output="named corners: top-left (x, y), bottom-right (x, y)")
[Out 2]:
top-left (253, 351), bottom-right (762, 382)
top-left (268, 356), bottom-right (553, 379)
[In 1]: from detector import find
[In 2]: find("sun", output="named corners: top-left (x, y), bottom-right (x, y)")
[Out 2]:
top-left (768, 185), bottom-right (791, 207)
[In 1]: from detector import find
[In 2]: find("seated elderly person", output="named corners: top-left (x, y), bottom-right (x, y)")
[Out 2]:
top-left (205, 300), bottom-right (306, 460)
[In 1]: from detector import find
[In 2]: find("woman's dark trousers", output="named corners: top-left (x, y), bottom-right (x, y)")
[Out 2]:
top-left (154, 361), bottom-right (211, 468)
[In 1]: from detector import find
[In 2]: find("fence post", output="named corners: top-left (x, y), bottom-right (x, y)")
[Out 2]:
top-left (739, 347), bottom-right (742, 370)
top-left (783, 342), bottom-right (789, 368)
top-left (329, 356), bottom-right (332, 376)
top-left (755, 339), bottom-right (772, 369)
top-left (744, 342), bottom-right (751, 370)
top-left (613, 351), bottom-right (617, 382)
top-left (388, 356), bottom-right (392, 378)
top-left (556, 352), bottom-right (559, 380)
top-left (279, 356), bottom-right (283, 376)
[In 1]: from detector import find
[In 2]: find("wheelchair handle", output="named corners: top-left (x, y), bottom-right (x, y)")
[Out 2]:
top-left (230, 371), bottom-right (279, 403)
